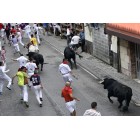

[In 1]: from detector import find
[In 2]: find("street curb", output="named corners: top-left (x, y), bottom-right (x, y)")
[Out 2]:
top-left (43, 87), bottom-right (65, 116)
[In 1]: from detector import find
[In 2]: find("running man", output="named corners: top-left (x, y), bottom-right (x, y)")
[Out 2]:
top-left (59, 58), bottom-right (73, 84)
top-left (11, 54), bottom-right (29, 69)
top-left (0, 61), bottom-right (12, 95)
top-left (30, 34), bottom-right (39, 52)
top-left (61, 82), bottom-right (80, 116)
top-left (25, 57), bottom-right (38, 87)
top-left (30, 70), bottom-right (43, 107)
top-left (11, 34), bottom-right (21, 55)
top-left (12, 66), bottom-right (29, 107)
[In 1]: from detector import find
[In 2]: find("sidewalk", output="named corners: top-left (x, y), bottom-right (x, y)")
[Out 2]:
top-left (42, 34), bottom-right (140, 105)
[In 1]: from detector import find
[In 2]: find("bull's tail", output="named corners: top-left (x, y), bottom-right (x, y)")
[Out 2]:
top-left (43, 62), bottom-right (48, 64)
top-left (75, 52), bottom-right (83, 59)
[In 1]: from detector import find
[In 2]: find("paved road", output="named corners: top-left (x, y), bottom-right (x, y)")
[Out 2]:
top-left (1, 28), bottom-right (140, 116)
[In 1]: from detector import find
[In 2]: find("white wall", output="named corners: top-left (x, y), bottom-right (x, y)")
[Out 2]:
top-left (84, 24), bottom-right (93, 42)
top-left (111, 36), bottom-right (117, 53)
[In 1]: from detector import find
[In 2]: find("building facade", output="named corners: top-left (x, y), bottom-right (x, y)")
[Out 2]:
top-left (105, 23), bottom-right (140, 79)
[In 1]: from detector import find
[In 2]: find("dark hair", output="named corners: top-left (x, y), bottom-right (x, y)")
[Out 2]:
top-left (34, 69), bottom-right (38, 74)
top-left (0, 61), bottom-right (3, 66)
top-left (29, 57), bottom-right (33, 61)
top-left (31, 34), bottom-right (34, 37)
top-left (63, 58), bottom-right (68, 62)
top-left (12, 35), bottom-right (15, 38)
top-left (20, 66), bottom-right (26, 70)
top-left (91, 102), bottom-right (97, 109)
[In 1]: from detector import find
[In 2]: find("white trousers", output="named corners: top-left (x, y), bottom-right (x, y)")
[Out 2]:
top-left (13, 43), bottom-right (20, 53)
top-left (36, 34), bottom-right (40, 44)
top-left (0, 74), bottom-right (12, 92)
top-left (1, 34), bottom-right (6, 44)
top-left (35, 45), bottom-right (39, 51)
top-left (18, 36), bottom-right (24, 46)
top-left (26, 32), bottom-right (31, 40)
top-left (62, 73), bottom-right (73, 83)
top-left (19, 85), bottom-right (28, 102)
top-left (53, 26), bottom-right (61, 35)
top-left (65, 100), bottom-right (76, 113)
top-left (32, 85), bottom-right (42, 104)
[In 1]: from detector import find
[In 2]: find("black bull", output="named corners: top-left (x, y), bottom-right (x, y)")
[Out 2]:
top-left (100, 78), bottom-right (133, 111)
top-left (64, 47), bottom-right (83, 69)
top-left (27, 52), bottom-right (44, 71)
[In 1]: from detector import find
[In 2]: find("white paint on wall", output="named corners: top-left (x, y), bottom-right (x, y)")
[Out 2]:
top-left (84, 23), bottom-right (93, 42)
top-left (111, 36), bottom-right (117, 53)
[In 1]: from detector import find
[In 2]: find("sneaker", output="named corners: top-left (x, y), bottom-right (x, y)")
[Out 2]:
top-left (40, 98), bottom-right (43, 101)
top-left (39, 104), bottom-right (42, 107)
top-left (6, 86), bottom-right (11, 90)
top-left (24, 102), bottom-right (29, 108)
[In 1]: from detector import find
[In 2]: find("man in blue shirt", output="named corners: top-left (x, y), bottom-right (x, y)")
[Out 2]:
top-left (43, 23), bottom-right (49, 36)
top-left (79, 29), bottom-right (85, 52)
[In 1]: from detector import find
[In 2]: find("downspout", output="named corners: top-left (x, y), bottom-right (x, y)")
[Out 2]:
top-left (117, 37), bottom-right (121, 72)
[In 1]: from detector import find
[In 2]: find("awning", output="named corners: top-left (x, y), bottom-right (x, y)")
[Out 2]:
top-left (105, 23), bottom-right (140, 44)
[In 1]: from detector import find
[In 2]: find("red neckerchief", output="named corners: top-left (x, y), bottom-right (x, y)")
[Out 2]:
top-left (63, 60), bottom-right (68, 64)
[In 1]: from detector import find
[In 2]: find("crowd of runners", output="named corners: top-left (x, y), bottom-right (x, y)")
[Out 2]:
top-left (0, 23), bottom-right (101, 116)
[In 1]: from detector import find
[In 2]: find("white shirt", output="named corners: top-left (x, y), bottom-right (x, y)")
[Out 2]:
top-left (25, 25), bottom-right (31, 33)
top-left (70, 35), bottom-right (80, 45)
top-left (16, 56), bottom-right (28, 68)
top-left (34, 26), bottom-right (39, 35)
top-left (52, 23), bottom-right (57, 27)
top-left (66, 28), bottom-right (70, 36)
top-left (1, 28), bottom-right (5, 37)
top-left (83, 109), bottom-right (101, 116)
top-left (29, 45), bottom-right (36, 52)
top-left (59, 63), bottom-right (71, 75)
top-left (0, 66), bottom-right (9, 78)
top-left (17, 31), bottom-right (21, 38)
top-left (33, 23), bottom-right (37, 31)
top-left (25, 62), bottom-right (37, 73)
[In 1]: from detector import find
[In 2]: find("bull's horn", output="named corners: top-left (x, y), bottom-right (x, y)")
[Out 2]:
top-left (99, 80), bottom-right (104, 84)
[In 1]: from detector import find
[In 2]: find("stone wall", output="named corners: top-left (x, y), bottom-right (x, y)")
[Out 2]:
top-left (92, 24), bottom-right (110, 64)
top-left (85, 40), bottom-right (93, 55)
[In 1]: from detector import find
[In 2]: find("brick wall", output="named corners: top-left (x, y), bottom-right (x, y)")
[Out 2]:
top-left (92, 24), bottom-right (110, 64)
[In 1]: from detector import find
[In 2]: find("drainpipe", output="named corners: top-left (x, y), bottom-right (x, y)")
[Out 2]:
top-left (117, 37), bottom-right (121, 72)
